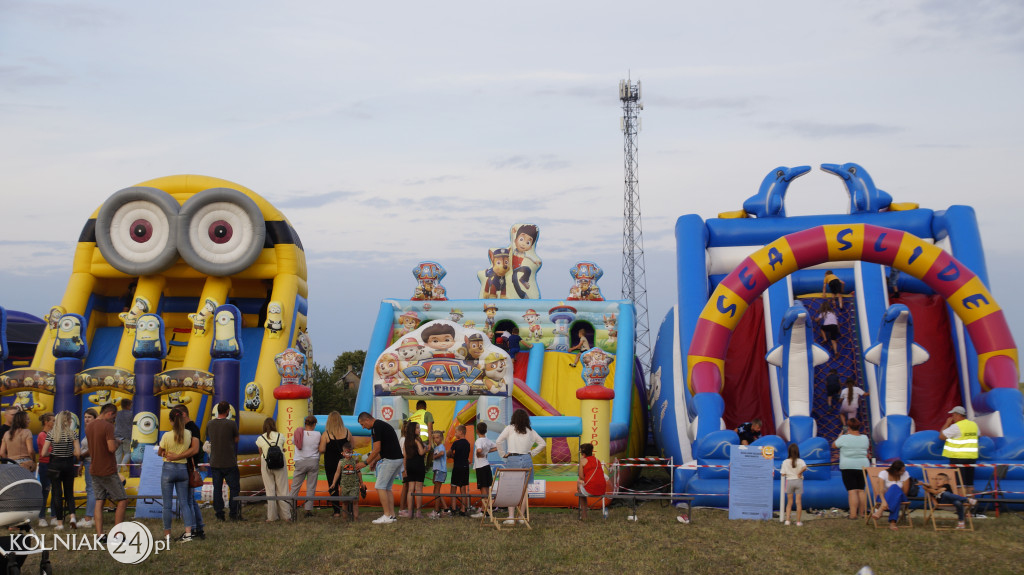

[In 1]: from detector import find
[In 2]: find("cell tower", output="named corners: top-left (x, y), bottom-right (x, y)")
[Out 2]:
top-left (619, 77), bottom-right (651, 377)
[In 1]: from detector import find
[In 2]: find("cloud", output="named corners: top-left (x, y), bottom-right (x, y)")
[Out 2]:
top-left (402, 175), bottom-right (463, 186)
top-left (272, 190), bottom-right (357, 209)
top-left (646, 95), bottom-right (760, 111)
top-left (492, 154), bottom-right (570, 171)
top-left (759, 121), bottom-right (903, 139)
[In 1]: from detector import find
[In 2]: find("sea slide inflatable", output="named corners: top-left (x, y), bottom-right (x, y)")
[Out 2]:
top-left (0, 175), bottom-right (312, 494)
top-left (651, 163), bottom-right (1022, 507)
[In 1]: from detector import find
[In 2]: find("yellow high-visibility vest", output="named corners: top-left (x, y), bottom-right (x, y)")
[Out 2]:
top-left (409, 409), bottom-right (431, 442)
top-left (942, 419), bottom-right (979, 459)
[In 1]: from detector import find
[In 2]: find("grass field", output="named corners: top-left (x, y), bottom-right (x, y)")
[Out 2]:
top-left (20, 499), bottom-right (1024, 575)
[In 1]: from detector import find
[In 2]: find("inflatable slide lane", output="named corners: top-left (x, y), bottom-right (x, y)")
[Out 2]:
top-left (651, 163), bottom-right (1021, 507)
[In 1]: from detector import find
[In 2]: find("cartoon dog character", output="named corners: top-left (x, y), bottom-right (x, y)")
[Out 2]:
top-left (603, 314), bottom-right (618, 345)
top-left (481, 352), bottom-right (509, 393)
top-left (396, 337), bottom-right (429, 370)
top-left (481, 248), bottom-right (510, 299)
top-left (522, 309), bottom-right (543, 342)
top-left (394, 311), bottom-right (420, 341)
top-left (374, 352), bottom-right (402, 393)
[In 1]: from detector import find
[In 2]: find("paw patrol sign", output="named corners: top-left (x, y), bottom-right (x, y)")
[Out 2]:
top-left (373, 320), bottom-right (511, 399)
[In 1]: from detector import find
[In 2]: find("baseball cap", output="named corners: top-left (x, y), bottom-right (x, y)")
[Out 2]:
top-left (948, 406), bottom-right (966, 415)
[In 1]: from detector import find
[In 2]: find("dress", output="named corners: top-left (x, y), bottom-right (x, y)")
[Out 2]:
top-left (405, 441), bottom-right (426, 483)
top-left (580, 456), bottom-right (606, 497)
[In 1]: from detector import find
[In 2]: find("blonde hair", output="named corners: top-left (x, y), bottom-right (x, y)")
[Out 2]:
top-left (52, 411), bottom-right (76, 441)
top-left (325, 411), bottom-right (348, 439)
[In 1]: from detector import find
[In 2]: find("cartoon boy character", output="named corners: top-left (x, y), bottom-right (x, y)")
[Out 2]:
top-left (394, 311), bottom-right (420, 340)
top-left (522, 309), bottom-right (542, 342)
top-left (483, 248), bottom-right (510, 299)
top-left (374, 352), bottom-right (402, 393)
top-left (421, 323), bottom-right (457, 358)
top-left (509, 224), bottom-right (541, 299)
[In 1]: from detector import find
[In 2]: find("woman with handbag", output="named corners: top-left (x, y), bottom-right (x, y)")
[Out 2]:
top-left (40, 411), bottom-right (81, 530)
top-left (157, 408), bottom-right (198, 541)
top-left (0, 411), bottom-right (36, 473)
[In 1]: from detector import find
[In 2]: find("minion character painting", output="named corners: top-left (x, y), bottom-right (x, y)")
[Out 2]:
top-left (24, 175), bottom-right (310, 442)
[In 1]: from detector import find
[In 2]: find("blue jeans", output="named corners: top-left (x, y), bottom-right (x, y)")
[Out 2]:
top-left (38, 462), bottom-right (50, 519)
top-left (84, 461), bottom-right (96, 518)
top-left (937, 491), bottom-right (968, 520)
top-left (161, 462), bottom-right (195, 531)
top-left (188, 485), bottom-right (205, 531)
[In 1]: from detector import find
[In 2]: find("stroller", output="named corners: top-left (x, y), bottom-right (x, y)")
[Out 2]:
top-left (0, 459), bottom-right (52, 575)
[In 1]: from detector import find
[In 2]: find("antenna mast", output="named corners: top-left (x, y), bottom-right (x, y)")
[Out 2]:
top-left (619, 76), bottom-right (651, 380)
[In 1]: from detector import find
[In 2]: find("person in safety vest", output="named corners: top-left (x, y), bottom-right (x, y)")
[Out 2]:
top-left (408, 400), bottom-right (433, 442)
top-left (941, 406), bottom-right (979, 495)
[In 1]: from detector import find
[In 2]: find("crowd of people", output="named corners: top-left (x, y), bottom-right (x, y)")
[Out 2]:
top-left (0, 391), bottom-right (985, 539)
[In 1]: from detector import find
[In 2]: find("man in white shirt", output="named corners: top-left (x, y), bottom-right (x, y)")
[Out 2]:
top-left (289, 415), bottom-right (322, 516)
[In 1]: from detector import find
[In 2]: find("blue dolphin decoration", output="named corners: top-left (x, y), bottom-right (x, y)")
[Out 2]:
top-left (766, 302), bottom-right (830, 443)
top-left (742, 165), bottom-right (811, 218)
top-left (820, 162), bottom-right (893, 214)
top-left (864, 304), bottom-right (929, 461)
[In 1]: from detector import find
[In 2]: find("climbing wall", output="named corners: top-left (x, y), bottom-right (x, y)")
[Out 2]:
top-left (800, 295), bottom-right (868, 451)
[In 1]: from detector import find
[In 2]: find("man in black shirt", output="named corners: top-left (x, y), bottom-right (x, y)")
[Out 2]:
top-left (358, 412), bottom-right (403, 524)
top-left (207, 401), bottom-right (241, 521)
top-left (735, 418), bottom-right (763, 445)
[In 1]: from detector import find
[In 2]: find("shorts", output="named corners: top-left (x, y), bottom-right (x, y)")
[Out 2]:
top-left (952, 458), bottom-right (976, 487)
top-left (785, 478), bottom-right (803, 495)
top-left (432, 470), bottom-right (447, 485)
top-left (476, 465), bottom-right (493, 489)
top-left (828, 279), bottom-right (842, 294)
top-left (823, 324), bottom-right (839, 341)
top-left (451, 466), bottom-right (470, 487)
top-left (839, 402), bottom-right (859, 418)
top-left (92, 473), bottom-right (128, 503)
top-left (841, 468), bottom-right (866, 490)
top-left (374, 458), bottom-right (404, 491)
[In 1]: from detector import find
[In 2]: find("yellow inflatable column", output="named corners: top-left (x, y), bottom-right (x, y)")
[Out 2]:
top-left (577, 385), bottom-right (615, 465)
top-left (273, 384), bottom-right (311, 478)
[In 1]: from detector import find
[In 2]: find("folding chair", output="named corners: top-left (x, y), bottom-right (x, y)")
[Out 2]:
top-left (864, 466), bottom-right (913, 529)
top-left (481, 468), bottom-right (531, 530)
top-left (922, 467), bottom-right (974, 531)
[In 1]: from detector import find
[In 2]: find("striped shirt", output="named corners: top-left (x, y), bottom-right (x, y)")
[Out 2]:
top-left (45, 431), bottom-right (76, 458)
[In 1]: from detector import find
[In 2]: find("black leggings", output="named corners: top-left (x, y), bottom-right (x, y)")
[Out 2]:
top-left (48, 461), bottom-right (76, 521)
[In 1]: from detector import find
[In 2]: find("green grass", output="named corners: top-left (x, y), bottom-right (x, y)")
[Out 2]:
top-left (25, 501), bottom-right (1024, 574)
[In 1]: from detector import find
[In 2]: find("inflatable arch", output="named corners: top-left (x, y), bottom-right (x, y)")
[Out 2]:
top-left (686, 223), bottom-right (1019, 433)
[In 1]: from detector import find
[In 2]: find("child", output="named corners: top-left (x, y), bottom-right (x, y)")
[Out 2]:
top-left (403, 421), bottom-right (427, 519)
top-left (576, 443), bottom-right (606, 521)
top-left (922, 472), bottom-right (977, 529)
top-left (735, 419), bottom-right (762, 445)
top-left (780, 443), bottom-right (807, 526)
top-left (329, 443), bottom-right (363, 521)
top-left (837, 379), bottom-right (868, 429)
top-left (823, 270), bottom-right (844, 310)
top-left (428, 431), bottom-right (451, 518)
top-left (470, 422), bottom-right (497, 519)
top-left (567, 329), bottom-right (590, 368)
top-left (450, 425), bottom-right (472, 516)
top-left (817, 300), bottom-right (839, 355)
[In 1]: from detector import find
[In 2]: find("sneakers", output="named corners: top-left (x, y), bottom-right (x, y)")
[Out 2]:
top-left (78, 519), bottom-right (94, 529)
top-left (470, 512), bottom-right (484, 519)
top-left (193, 530), bottom-right (206, 540)
top-left (442, 509), bottom-right (453, 517)
top-left (178, 533), bottom-right (194, 543)
top-left (796, 522), bottom-right (803, 527)
top-left (397, 510), bottom-right (411, 518)
top-left (967, 498), bottom-right (977, 506)
top-left (784, 520), bottom-right (791, 526)
top-left (428, 511), bottom-right (440, 519)
top-left (956, 522), bottom-right (966, 529)
top-left (676, 514), bottom-right (690, 524)
top-left (371, 515), bottom-right (396, 524)
top-left (414, 512), bottom-right (424, 519)
top-left (38, 519), bottom-right (47, 528)
top-left (54, 524), bottom-right (64, 531)
top-left (502, 519), bottom-right (517, 525)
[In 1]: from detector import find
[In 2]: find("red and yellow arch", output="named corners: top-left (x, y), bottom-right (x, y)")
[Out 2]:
top-left (687, 224), bottom-right (1018, 394)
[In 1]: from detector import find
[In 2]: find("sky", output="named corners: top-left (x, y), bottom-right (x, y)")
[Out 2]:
top-left (2, 1), bottom-right (1023, 367)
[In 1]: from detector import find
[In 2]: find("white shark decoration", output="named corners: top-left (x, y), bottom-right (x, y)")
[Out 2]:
top-left (766, 301), bottom-right (829, 442)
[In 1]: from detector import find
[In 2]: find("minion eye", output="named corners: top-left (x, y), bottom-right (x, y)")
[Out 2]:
top-left (59, 318), bottom-right (76, 331)
top-left (177, 188), bottom-right (266, 276)
top-left (217, 314), bottom-right (232, 325)
top-left (95, 187), bottom-right (181, 275)
top-left (136, 413), bottom-right (157, 434)
top-left (142, 319), bottom-right (157, 330)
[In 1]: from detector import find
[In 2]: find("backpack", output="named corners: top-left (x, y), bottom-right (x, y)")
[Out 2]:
top-left (907, 476), bottom-right (920, 498)
top-left (264, 434), bottom-right (285, 470)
